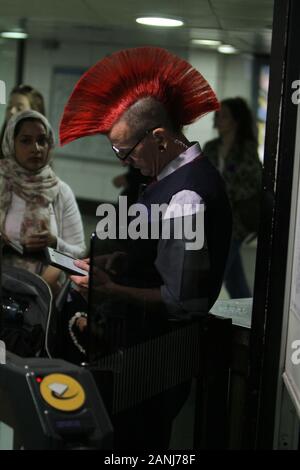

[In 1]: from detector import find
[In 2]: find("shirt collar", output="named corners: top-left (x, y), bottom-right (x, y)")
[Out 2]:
top-left (157, 142), bottom-right (202, 181)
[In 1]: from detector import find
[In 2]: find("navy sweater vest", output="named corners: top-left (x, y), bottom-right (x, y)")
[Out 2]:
top-left (130, 156), bottom-right (233, 308)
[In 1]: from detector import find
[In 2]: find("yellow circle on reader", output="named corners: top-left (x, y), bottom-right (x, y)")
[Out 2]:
top-left (40, 373), bottom-right (85, 412)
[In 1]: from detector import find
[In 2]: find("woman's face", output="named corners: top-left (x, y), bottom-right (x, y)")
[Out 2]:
top-left (215, 104), bottom-right (237, 137)
top-left (6, 93), bottom-right (31, 121)
top-left (14, 120), bottom-right (50, 172)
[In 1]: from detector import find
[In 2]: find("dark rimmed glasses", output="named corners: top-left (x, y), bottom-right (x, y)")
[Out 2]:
top-left (112, 126), bottom-right (159, 161)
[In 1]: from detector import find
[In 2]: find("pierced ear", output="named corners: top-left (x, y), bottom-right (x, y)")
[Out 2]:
top-left (153, 128), bottom-right (168, 151)
top-left (152, 127), bottom-right (166, 141)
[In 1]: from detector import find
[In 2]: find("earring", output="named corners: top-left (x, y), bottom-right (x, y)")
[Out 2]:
top-left (159, 145), bottom-right (165, 152)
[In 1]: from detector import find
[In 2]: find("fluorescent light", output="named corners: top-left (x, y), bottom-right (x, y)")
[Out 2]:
top-left (191, 39), bottom-right (221, 46)
top-left (136, 17), bottom-right (183, 27)
top-left (1, 31), bottom-right (28, 39)
top-left (218, 44), bottom-right (237, 54)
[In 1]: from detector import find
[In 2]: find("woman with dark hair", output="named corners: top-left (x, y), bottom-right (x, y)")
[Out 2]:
top-left (0, 85), bottom-right (46, 158)
top-left (6, 84), bottom-right (45, 116)
top-left (0, 110), bottom-right (86, 291)
top-left (203, 97), bottom-right (262, 298)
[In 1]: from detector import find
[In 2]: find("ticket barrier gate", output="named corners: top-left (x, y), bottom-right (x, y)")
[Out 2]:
top-left (0, 314), bottom-right (232, 450)
top-left (0, 352), bottom-right (113, 450)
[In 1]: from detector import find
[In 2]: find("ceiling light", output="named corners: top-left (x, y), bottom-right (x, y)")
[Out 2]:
top-left (1, 31), bottom-right (28, 39)
top-left (191, 39), bottom-right (221, 46)
top-left (218, 44), bottom-right (237, 54)
top-left (136, 17), bottom-right (184, 27)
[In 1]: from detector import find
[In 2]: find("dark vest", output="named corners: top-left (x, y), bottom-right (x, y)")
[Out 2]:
top-left (126, 156), bottom-right (232, 309)
top-left (101, 156), bottom-right (232, 347)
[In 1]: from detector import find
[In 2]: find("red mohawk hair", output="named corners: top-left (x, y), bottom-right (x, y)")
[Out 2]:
top-left (60, 47), bottom-right (219, 146)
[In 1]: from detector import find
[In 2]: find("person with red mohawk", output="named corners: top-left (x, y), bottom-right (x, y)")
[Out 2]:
top-left (60, 47), bottom-right (232, 449)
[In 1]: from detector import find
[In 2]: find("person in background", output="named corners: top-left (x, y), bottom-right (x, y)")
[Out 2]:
top-left (0, 110), bottom-right (86, 293)
top-left (59, 46), bottom-right (232, 449)
top-left (203, 97), bottom-right (262, 298)
top-left (0, 84), bottom-right (45, 158)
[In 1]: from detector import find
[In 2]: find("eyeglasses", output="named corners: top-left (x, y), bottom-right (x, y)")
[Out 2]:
top-left (112, 126), bottom-right (158, 161)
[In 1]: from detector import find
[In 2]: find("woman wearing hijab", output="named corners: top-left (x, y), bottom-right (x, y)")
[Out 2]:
top-left (0, 110), bottom-right (86, 290)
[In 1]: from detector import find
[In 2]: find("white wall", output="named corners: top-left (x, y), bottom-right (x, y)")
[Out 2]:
top-left (218, 53), bottom-right (254, 102)
top-left (185, 49), bottom-right (220, 145)
top-left (0, 40), bottom-right (17, 124)
top-left (186, 49), bottom-right (254, 145)
top-left (23, 40), bottom-right (255, 202)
